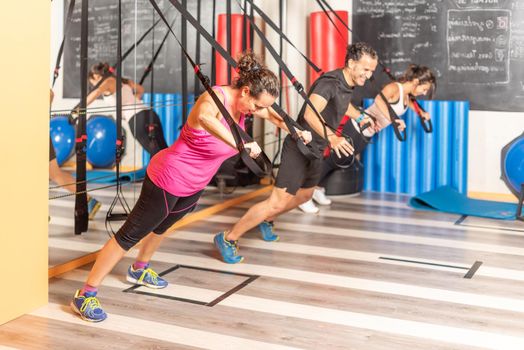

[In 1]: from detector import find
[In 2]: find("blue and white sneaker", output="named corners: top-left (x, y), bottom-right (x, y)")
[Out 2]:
top-left (70, 289), bottom-right (107, 322)
top-left (87, 197), bottom-right (102, 220)
top-left (214, 232), bottom-right (244, 264)
top-left (126, 264), bottom-right (168, 289)
top-left (258, 220), bottom-right (279, 242)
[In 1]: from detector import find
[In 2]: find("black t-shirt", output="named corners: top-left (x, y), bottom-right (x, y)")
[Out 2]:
top-left (297, 69), bottom-right (354, 152)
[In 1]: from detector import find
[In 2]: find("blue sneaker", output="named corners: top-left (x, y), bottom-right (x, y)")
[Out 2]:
top-left (70, 289), bottom-right (107, 322)
top-left (87, 197), bottom-right (101, 220)
top-left (126, 264), bottom-right (168, 289)
top-left (258, 220), bottom-right (279, 242)
top-left (214, 232), bottom-right (244, 264)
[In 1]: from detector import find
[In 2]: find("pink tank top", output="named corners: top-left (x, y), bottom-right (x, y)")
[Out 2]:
top-left (147, 86), bottom-right (245, 196)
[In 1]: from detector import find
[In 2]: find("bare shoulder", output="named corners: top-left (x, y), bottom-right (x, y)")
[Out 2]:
top-left (381, 82), bottom-right (400, 100)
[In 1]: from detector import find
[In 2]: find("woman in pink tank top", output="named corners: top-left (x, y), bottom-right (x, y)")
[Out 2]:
top-left (70, 52), bottom-right (310, 322)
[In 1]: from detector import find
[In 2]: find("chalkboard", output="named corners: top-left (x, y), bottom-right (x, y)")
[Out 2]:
top-left (352, 0), bottom-right (524, 112)
top-left (62, 0), bottom-right (241, 98)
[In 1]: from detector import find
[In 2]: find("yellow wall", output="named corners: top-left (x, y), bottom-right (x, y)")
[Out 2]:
top-left (0, 1), bottom-right (50, 324)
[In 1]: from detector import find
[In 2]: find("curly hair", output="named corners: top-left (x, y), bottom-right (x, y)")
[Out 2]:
top-left (233, 52), bottom-right (279, 98)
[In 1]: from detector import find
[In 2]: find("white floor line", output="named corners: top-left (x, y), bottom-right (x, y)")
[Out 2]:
top-left (230, 198), bottom-right (524, 237)
top-left (48, 237), bottom-right (524, 314)
top-left (206, 215), bottom-right (524, 256)
top-left (319, 207), bottom-right (523, 236)
top-left (168, 230), bottom-right (524, 281)
top-left (31, 303), bottom-right (300, 350)
top-left (332, 196), bottom-right (411, 209)
top-left (57, 269), bottom-right (524, 350)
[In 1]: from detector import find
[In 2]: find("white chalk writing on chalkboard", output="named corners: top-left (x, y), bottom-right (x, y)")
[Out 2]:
top-left (352, 0), bottom-right (524, 111)
top-left (447, 9), bottom-right (510, 84)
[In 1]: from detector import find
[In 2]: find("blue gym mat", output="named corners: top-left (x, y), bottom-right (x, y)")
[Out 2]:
top-left (409, 186), bottom-right (518, 220)
top-left (83, 168), bottom-right (147, 184)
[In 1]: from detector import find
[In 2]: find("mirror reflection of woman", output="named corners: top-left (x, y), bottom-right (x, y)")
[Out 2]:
top-left (86, 62), bottom-right (168, 156)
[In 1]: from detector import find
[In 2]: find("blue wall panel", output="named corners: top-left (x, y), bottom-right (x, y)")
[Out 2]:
top-left (141, 93), bottom-right (195, 166)
top-left (362, 100), bottom-right (469, 195)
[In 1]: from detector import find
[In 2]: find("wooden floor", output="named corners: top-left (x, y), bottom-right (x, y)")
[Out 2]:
top-left (3, 190), bottom-right (524, 349)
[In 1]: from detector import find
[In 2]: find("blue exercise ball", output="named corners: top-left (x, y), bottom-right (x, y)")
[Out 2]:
top-left (50, 115), bottom-right (75, 165)
top-left (501, 132), bottom-right (524, 197)
top-left (86, 115), bottom-right (118, 168)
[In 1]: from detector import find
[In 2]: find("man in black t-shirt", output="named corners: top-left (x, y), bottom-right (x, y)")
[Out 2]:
top-left (214, 43), bottom-right (378, 264)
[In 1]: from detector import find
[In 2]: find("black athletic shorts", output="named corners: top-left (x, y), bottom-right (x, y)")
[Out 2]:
top-left (274, 135), bottom-right (323, 195)
top-left (115, 174), bottom-right (202, 251)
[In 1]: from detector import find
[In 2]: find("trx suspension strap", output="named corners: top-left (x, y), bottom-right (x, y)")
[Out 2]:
top-left (149, 0), bottom-right (272, 178)
top-left (148, 9), bottom-right (157, 150)
top-left (194, 0), bottom-right (202, 96)
top-left (211, 0), bottom-right (216, 86)
top-left (271, 0), bottom-right (284, 168)
top-left (242, 0), bottom-right (248, 52)
top-left (106, 0), bottom-right (131, 235)
top-left (74, 0), bottom-right (89, 235)
top-left (411, 96), bottom-right (432, 132)
top-left (139, 17), bottom-right (177, 85)
top-left (122, 19), bottom-right (162, 64)
top-left (52, 0), bottom-right (76, 87)
top-left (181, 0), bottom-right (188, 124)
top-left (243, 0), bottom-right (322, 75)
top-left (316, 0), bottom-right (432, 138)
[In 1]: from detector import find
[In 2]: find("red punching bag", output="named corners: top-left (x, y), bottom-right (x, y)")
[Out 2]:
top-left (309, 10), bottom-right (348, 86)
top-left (216, 14), bottom-right (251, 86)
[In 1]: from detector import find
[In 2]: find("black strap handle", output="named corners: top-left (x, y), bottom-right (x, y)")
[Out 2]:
top-left (410, 95), bottom-right (433, 133)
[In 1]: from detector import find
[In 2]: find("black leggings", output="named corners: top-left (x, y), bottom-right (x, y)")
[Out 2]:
top-left (115, 175), bottom-right (202, 251)
top-left (129, 110), bottom-right (168, 156)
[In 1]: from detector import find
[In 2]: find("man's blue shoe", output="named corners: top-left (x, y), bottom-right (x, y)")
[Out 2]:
top-left (214, 232), bottom-right (244, 264)
top-left (126, 264), bottom-right (168, 289)
top-left (259, 220), bottom-right (279, 242)
top-left (87, 197), bottom-right (102, 220)
top-left (70, 289), bottom-right (107, 322)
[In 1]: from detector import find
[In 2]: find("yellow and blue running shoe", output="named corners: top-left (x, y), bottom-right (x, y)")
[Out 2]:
top-left (214, 232), bottom-right (244, 264)
top-left (258, 220), bottom-right (279, 242)
top-left (126, 264), bottom-right (168, 289)
top-left (70, 289), bottom-right (107, 322)
top-left (87, 197), bottom-right (101, 220)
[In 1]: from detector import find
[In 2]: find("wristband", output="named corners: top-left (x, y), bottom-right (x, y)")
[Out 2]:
top-left (356, 114), bottom-right (365, 123)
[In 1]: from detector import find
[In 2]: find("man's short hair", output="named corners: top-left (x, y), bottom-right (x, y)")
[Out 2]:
top-left (345, 42), bottom-right (378, 65)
